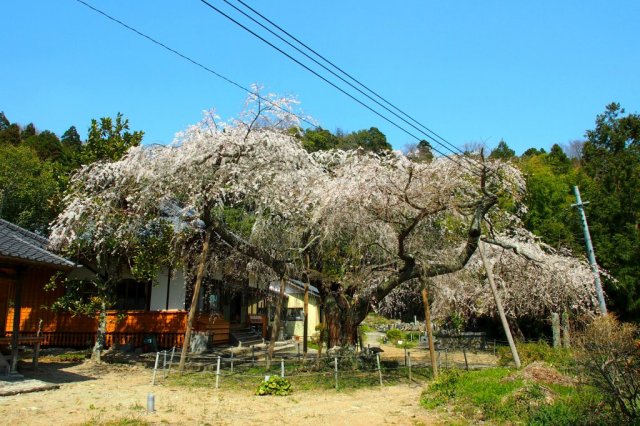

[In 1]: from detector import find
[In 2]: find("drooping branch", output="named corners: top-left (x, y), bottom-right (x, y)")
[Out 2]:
top-left (481, 237), bottom-right (543, 263)
top-left (371, 190), bottom-right (498, 306)
top-left (210, 218), bottom-right (290, 278)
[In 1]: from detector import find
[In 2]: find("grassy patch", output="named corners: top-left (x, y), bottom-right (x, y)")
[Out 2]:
top-left (497, 341), bottom-right (574, 369)
top-left (166, 361), bottom-right (433, 393)
top-left (420, 367), bottom-right (614, 424)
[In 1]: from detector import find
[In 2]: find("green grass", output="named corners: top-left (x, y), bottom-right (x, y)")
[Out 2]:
top-left (166, 361), bottom-right (433, 393)
top-left (420, 367), bottom-right (614, 424)
top-left (496, 341), bottom-right (574, 369)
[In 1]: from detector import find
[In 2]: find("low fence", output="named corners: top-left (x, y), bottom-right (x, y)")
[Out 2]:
top-left (148, 342), bottom-right (500, 391)
top-left (0, 331), bottom-right (186, 350)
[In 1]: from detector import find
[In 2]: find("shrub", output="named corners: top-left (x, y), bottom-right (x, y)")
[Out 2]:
top-left (255, 375), bottom-right (292, 396)
top-left (497, 341), bottom-right (573, 368)
top-left (575, 315), bottom-right (640, 421)
top-left (385, 329), bottom-right (405, 341)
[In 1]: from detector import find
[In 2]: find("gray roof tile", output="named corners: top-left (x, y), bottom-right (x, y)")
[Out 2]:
top-left (0, 219), bottom-right (74, 268)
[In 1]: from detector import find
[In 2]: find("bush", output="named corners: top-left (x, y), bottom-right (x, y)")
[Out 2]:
top-left (575, 315), bottom-right (640, 421)
top-left (255, 375), bottom-right (292, 396)
top-left (385, 329), bottom-right (405, 341)
top-left (497, 341), bottom-right (574, 368)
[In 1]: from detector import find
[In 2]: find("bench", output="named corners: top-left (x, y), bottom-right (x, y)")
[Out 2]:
top-left (0, 336), bottom-right (44, 373)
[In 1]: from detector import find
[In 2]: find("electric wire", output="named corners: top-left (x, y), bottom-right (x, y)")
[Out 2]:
top-left (233, 0), bottom-right (479, 164)
top-left (73, 0), bottom-right (318, 129)
top-left (217, 0), bottom-right (484, 175)
top-left (198, 0), bottom-right (480, 176)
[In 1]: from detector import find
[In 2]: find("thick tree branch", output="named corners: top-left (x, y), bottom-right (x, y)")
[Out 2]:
top-left (481, 237), bottom-right (543, 263)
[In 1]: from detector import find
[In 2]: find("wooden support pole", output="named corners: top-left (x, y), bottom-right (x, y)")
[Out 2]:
top-left (303, 281), bottom-right (309, 355)
top-left (420, 280), bottom-right (438, 378)
top-left (10, 270), bottom-right (23, 374)
top-left (561, 310), bottom-right (571, 349)
top-left (267, 276), bottom-right (286, 368)
top-left (551, 312), bottom-right (561, 348)
top-left (479, 241), bottom-right (521, 368)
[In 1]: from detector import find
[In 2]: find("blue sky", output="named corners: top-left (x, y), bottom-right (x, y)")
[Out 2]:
top-left (1, 1), bottom-right (638, 154)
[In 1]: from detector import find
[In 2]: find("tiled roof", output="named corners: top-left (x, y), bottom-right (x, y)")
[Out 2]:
top-left (0, 219), bottom-right (74, 269)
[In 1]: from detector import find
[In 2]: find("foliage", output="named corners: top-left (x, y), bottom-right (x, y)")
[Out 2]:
top-left (496, 341), bottom-right (574, 368)
top-left (299, 126), bottom-right (391, 153)
top-left (385, 328), bottom-right (405, 341)
top-left (580, 103), bottom-right (640, 319)
top-left (84, 113), bottom-right (144, 163)
top-left (0, 143), bottom-right (59, 233)
top-left (421, 367), bottom-right (613, 424)
top-left (575, 315), bottom-right (640, 421)
top-left (255, 375), bottom-right (292, 396)
top-left (519, 151), bottom-right (581, 252)
top-left (489, 139), bottom-right (516, 160)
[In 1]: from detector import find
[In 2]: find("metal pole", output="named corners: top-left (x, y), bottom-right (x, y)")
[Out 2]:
top-left (215, 355), bottom-right (221, 389)
top-left (167, 346), bottom-right (176, 376)
top-left (408, 351), bottom-right (412, 383)
top-left (163, 350), bottom-right (167, 378)
top-left (334, 356), bottom-right (338, 390)
top-left (281, 358), bottom-right (285, 378)
top-left (151, 352), bottom-right (160, 385)
top-left (230, 351), bottom-right (234, 373)
top-left (572, 185), bottom-right (607, 315)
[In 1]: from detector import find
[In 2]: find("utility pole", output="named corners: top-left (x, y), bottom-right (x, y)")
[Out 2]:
top-left (572, 186), bottom-right (607, 315)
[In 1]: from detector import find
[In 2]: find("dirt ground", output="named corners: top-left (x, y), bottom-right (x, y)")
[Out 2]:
top-left (0, 358), bottom-right (441, 425)
top-left (0, 340), bottom-right (497, 425)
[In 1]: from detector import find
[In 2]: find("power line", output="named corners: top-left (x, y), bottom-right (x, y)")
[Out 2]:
top-left (218, 0), bottom-right (484, 175)
top-left (233, 0), bottom-right (475, 162)
top-left (198, 0), bottom-right (481, 176)
top-left (73, 0), bottom-right (318, 129)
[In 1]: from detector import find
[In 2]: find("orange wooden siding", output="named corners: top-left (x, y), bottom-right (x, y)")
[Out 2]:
top-left (2, 266), bottom-right (229, 348)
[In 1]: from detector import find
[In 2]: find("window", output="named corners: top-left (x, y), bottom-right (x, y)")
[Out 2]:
top-left (286, 308), bottom-right (303, 321)
top-left (113, 279), bottom-right (150, 311)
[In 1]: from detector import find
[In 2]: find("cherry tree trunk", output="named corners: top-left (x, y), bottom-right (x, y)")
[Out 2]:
top-left (324, 297), bottom-right (367, 348)
top-left (92, 300), bottom-right (107, 362)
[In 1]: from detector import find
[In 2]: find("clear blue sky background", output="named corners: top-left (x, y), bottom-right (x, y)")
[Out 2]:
top-left (1, 0), bottom-right (638, 154)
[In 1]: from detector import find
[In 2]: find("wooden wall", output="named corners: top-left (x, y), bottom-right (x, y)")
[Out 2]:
top-left (1, 266), bottom-right (230, 349)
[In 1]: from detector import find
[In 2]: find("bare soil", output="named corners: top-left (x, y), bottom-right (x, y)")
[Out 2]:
top-left (0, 356), bottom-right (446, 426)
top-left (0, 338), bottom-right (498, 425)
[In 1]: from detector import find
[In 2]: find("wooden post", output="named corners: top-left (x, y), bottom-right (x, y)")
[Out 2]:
top-left (334, 356), bottom-right (338, 390)
top-left (178, 230), bottom-right (211, 372)
top-left (561, 310), bottom-right (571, 349)
top-left (10, 270), bottom-right (23, 374)
top-left (479, 241), bottom-right (521, 368)
top-left (267, 276), bottom-right (287, 369)
top-left (463, 348), bottom-right (469, 371)
top-left (303, 281), bottom-right (309, 355)
top-left (376, 353), bottom-right (383, 386)
top-left (420, 281), bottom-right (438, 378)
top-left (408, 351), bottom-right (412, 383)
top-left (551, 312), bottom-right (561, 348)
